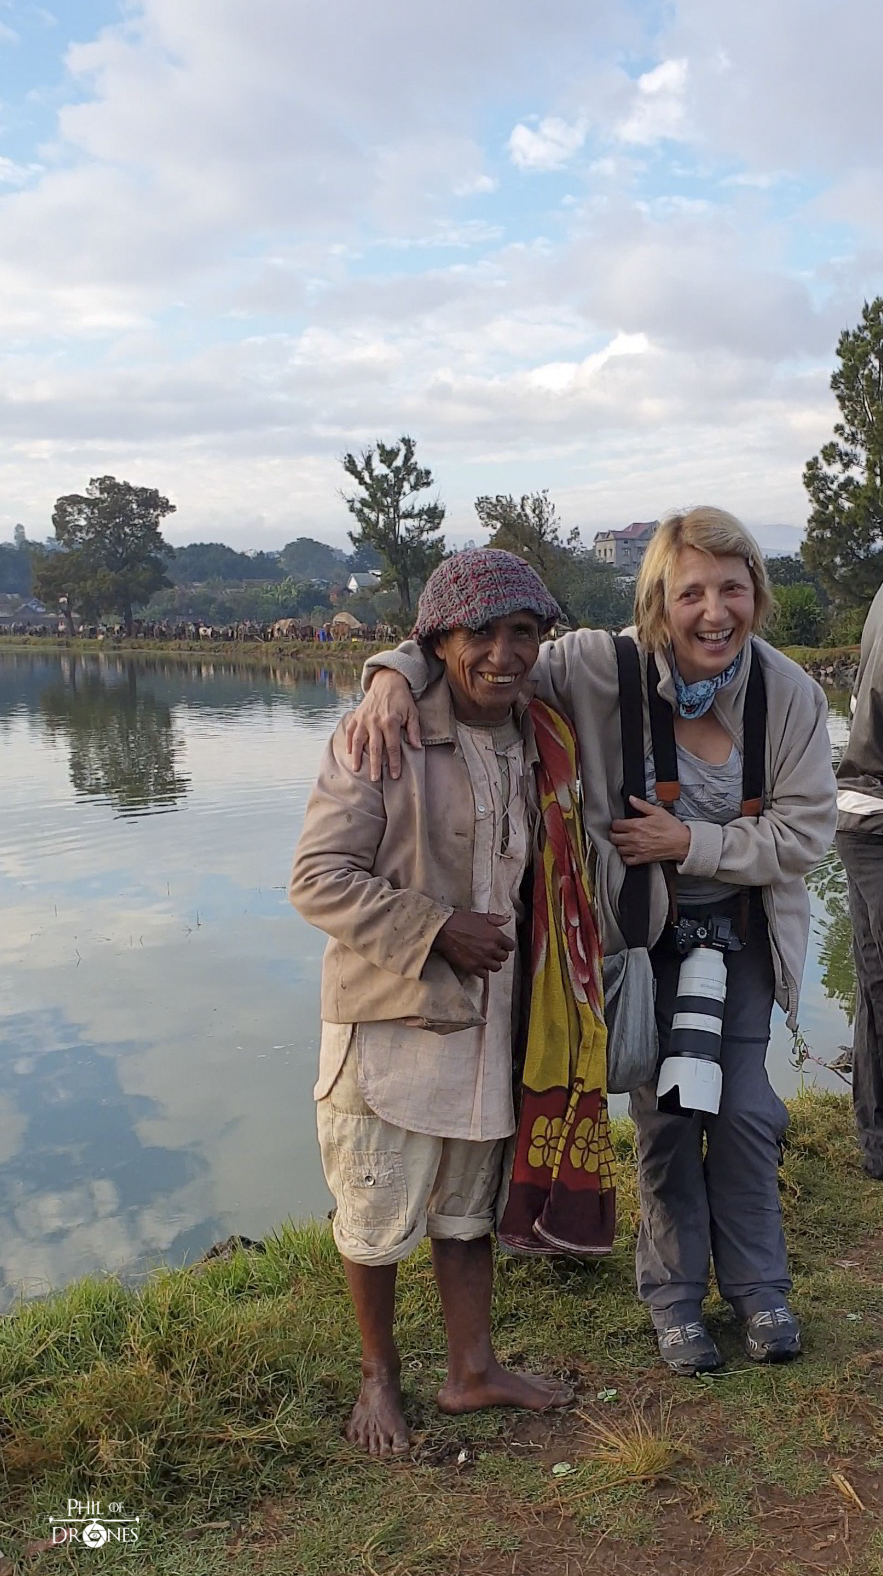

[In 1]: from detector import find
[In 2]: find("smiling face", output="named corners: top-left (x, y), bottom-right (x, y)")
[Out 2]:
top-left (434, 611), bottom-right (543, 723)
top-left (665, 546), bottom-right (756, 682)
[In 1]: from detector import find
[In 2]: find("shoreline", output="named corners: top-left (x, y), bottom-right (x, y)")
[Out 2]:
top-left (0, 633), bottom-right (862, 680)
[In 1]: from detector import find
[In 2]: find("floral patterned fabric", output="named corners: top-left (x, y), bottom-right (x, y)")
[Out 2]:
top-left (497, 701), bottom-right (616, 1258)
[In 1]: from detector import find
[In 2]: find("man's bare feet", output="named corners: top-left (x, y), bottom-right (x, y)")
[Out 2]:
top-left (345, 1372), bottom-right (411, 1457)
top-left (437, 1360), bottom-right (573, 1416)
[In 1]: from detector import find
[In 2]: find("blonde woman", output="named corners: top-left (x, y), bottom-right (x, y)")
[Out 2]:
top-left (347, 507), bottom-right (837, 1376)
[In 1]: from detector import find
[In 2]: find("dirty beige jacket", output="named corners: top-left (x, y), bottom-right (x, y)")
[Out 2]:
top-left (364, 632), bottom-right (837, 1030)
top-left (290, 675), bottom-right (538, 1031)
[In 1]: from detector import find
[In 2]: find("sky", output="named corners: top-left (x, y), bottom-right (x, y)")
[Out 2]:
top-left (1, 0), bottom-right (882, 554)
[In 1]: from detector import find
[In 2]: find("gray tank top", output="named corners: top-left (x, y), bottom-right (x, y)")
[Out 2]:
top-left (646, 741), bottom-right (742, 905)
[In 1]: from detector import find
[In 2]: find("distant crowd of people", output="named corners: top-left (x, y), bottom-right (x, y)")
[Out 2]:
top-left (2, 617), bottom-right (399, 643)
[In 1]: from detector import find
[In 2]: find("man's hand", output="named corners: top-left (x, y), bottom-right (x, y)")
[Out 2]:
top-left (345, 671), bottom-right (421, 781)
top-left (432, 911), bottom-right (515, 977)
top-left (610, 796), bottom-right (692, 865)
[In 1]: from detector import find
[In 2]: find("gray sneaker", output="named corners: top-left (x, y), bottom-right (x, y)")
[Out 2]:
top-left (657, 1319), bottom-right (724, 1378)
top-left (744, 1306), bottom-right (801, 1363)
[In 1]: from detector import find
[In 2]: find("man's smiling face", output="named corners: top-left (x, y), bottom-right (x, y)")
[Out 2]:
top-left (434, 611), bottom-right (542, 723)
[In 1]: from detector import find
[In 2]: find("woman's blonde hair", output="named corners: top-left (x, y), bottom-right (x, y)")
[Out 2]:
top-left (633, 506), bottom-right (773, 652)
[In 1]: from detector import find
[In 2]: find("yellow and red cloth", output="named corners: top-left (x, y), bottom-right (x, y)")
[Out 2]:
top-left (498, 700), bottom-right (616, 1257)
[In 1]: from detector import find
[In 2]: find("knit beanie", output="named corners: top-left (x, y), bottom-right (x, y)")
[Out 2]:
top-left (411, 548), bottom-right (561, 639)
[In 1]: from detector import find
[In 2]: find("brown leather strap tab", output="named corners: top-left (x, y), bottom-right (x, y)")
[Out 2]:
top-left (741, 795), bottom-right (762, 817)
top-left (655, 780), bottom-right (680, 805)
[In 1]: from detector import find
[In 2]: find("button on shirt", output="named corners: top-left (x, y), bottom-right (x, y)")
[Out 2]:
top-left (322, 716), bottom-right (534, 1140)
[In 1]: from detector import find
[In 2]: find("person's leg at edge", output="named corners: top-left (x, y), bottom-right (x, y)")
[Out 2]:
top-left (340, 1258), bottom-right (410, 1457)
top-left (431, 1235), bottom-right (572, 1414)
top-left (837, 832), bottom-right (883, 1180)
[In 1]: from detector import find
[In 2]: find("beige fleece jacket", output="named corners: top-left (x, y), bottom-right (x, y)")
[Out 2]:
top-left (363, 632), bottom-right (837, 1029)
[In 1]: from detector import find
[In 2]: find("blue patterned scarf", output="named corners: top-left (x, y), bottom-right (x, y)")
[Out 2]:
top-left (670, 648), bottom-right (743, 719)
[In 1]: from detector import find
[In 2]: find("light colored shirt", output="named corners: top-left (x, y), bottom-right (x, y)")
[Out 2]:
top-left (317, 717), bottom-right (533, 1139)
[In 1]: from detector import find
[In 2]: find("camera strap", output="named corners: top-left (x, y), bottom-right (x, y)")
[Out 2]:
top-left (613, 636), bottom-right (768, 940)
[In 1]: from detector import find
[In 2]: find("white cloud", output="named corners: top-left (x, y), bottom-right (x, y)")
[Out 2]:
top-left (617, 58), bottom-right (689, 146)
top-left (508, 115), bottom-right (587, 172)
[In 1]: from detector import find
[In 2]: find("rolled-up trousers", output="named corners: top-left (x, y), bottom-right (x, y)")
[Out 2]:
top-left (835, 830), bottom-right (883, 1180)
top-left (630, 898), bottom-right (791, 1323)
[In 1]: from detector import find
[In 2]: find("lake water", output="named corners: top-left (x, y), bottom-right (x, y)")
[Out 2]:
top-left (0, 649), bottom-right (856, 1305)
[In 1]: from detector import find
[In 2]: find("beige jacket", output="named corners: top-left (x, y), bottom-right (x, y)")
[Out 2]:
top-left (290, 675), bottom-right (538, 1031)
top-left (364, 632), bottom-right (838, 1029)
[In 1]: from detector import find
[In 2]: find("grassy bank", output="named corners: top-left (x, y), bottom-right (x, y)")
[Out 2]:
top-left (0, 1092), bottom-right (882, 1575)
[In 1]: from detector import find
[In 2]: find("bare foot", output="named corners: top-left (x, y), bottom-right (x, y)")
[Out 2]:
top-left (437, 1361), bottom-right (573, 1416)
top-left (345, 1373), bottom-right (411, 1457)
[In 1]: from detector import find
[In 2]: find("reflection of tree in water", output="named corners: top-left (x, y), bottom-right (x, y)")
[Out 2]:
top-left (39, 662), bottom-right (190, 814)
top-left (807, 849), bottom-right (856, 1024)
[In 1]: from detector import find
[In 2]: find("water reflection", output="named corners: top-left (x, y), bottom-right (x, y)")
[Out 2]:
top-left (807, 849), bottom-right (856, 1027)
top-left (38, 663), bottom-right (190, 816)
top-left (0, 650), bottom-right (864, 1299)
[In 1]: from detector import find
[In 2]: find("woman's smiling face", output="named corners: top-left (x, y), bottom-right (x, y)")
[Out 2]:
top-left (665, 546), bottom-right (756, 682)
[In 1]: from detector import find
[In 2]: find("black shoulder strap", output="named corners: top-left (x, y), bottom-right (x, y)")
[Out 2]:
top-left (612, 636), bottom-right (650, 949)
top-left (741, 640), bottom-right (767, 816)
top-left (647, 654), bottom-right (679, 806)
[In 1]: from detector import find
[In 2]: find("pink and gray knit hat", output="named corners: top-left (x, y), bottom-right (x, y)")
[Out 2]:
top-left (411, 548), bottom-right (561, 639)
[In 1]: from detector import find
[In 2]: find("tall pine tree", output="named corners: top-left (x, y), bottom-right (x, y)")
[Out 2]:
top-left (803, 298), bottom-right (883, 606)
top-left (341, 436), bottom-right (445, 613)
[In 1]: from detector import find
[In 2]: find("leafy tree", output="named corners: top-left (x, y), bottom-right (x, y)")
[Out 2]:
top-left (278, 537), bottom-right (346, 582)
top-left (341, 436), bottom-right (445, 613)
top-left (803, 298), bottom-right (883, 606)
top-left (35, 476), bottom-right (175, 634)
top-left (168, 542), bottom-right (284, 584)
top-left (475, 491), bottom-right (583, 621)
top-left (763, 554), bottom-right (828, 601)
top-left (770, 584), bottom-right (825, 647)
top-left (0, 542), bottom-right (33, 596)
top-left (13, 523), bottom-right (27, 549)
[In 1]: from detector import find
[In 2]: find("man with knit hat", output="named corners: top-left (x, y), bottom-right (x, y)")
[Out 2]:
top-left (290, 549), bottom-right (573, 1456)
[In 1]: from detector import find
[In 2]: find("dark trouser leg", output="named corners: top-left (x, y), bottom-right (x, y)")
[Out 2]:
top-left (632, 902), bottom-right (789, 1322)
top-left (632, 933), bottom-right (710, 1325)
top-left (836, 831), bottom-right (883, 1179)
top-left (702, 927), bottom-right (790, 1315)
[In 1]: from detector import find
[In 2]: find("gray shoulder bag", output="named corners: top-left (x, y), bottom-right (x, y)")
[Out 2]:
top-left (602, 636), bottom-right (659, 1093)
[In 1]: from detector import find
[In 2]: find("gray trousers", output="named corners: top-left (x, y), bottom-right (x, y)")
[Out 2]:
top-left (630, 899), bottom-right (791, 1323)
top-left (835, 831), bottom-right (883, 1180)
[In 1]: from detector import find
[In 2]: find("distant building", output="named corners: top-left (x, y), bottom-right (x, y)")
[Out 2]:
top-left (347, 571), bottom-right (382, 593)
top-left (593, 520), bottom-right (658, 572)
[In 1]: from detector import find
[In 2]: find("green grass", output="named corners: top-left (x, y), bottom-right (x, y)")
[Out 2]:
top-left (0, 1094), bottom-right (881, 1575)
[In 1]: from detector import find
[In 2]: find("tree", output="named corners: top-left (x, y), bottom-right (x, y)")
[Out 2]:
top-left (0, 542), bottom-right (33, 596)
top-left (803, 298), bottom-right (883, 606)
top-left (475, 491), bottom-right (584, 621)
top-left (341, 436), bottom-right (445, 613)
top-left (277, 537), bottom-right (347, 582)
top-left (13, 523), bottom-right (27, 550)
top-left (770, 584), bottom-right (825, 648)
top-left (168, 542), bottom-right (284, 584)
top-left (34, 476), bottom-right (175, 634)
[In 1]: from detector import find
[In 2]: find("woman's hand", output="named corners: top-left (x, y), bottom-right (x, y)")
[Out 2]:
top-left (610, 796), bottom-right (691, 865)
top-left (345, 671), bottom-right (422, 781)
